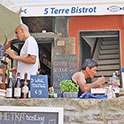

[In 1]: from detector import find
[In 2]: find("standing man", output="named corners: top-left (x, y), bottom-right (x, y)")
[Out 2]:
top-left (70, 58), bottom-right (106, 97)
top-left (6, 24), bottom-right (39, 80)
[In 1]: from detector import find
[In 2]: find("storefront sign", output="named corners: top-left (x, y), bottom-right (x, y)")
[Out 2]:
top-left (21, 4), bottom-right (124, 17)
top-left (30, 75), bottom-right (48, 98)
top-left (53, 55), bottom-right (77, 97)
top-left (0, 106), bottom-right (63, 124)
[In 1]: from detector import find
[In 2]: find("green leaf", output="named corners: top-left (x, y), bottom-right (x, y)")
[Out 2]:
top-left (59, 79), bottom-right (79, 92)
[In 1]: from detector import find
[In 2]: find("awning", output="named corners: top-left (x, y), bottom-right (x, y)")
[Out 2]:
top-left (0, 0), bottom-right (21, 45)
top-left (13, 0), bottom-right (124, 17)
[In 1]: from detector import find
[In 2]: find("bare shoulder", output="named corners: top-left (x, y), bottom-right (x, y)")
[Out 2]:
top-left (73, 72), bottom-right (85, 78)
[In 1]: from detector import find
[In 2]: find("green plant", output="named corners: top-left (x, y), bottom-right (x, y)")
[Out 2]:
top-left (59, 80), bottom-right (79, 92)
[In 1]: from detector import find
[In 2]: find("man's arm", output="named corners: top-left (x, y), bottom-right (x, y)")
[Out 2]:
top-left (77, 73), bottom-right (106, 93)
top-left (6, 49), bottom-right (36, 64)
top-left (14, 55), bottom-right (36, 64)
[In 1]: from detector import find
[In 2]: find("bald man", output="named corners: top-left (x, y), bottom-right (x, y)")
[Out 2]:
top-left (6, 24), bottom-right (39, 80)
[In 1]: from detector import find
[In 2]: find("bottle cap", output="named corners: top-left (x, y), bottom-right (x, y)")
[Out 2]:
top-left (17, 72), bottom-right (20, 76)
top-left (25, 72), bottom-right (28, 76)
top-left (115, 71), bottom-right (119, 76)
top-left (36, 71), bottom-right (39, 75)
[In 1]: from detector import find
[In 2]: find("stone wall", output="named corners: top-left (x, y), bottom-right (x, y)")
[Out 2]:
top-left (54, 37), bottom-right (76, 55)
top-left (22, 17), bottom-right (53, 32)
top-left (54, 17), bottom-right (69, 37)
top-left (1, 98), bottom-right (124, 124)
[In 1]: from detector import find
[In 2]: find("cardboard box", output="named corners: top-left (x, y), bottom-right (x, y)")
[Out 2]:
top-left (91, 88), bottom-right (106, 94)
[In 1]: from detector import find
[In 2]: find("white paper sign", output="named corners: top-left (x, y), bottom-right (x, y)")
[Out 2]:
top-left (21, 4), bottom-right (124, 17)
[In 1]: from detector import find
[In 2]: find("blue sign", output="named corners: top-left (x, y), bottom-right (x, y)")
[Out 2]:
top-left (30, 75), bottom-right (48, 98)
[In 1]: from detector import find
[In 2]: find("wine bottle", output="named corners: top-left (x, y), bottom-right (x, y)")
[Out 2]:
top-left (1, 47), bottom-right (11, 65)
top-left (6, 72), bottom-right (13, 98)
top-left (21, 72), bottom-right (29, 98)
top-left (14, 72), bottom-right (21, 98)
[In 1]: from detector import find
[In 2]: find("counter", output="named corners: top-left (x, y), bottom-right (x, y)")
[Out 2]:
top-left (0, 97), bottom-right (124, 124)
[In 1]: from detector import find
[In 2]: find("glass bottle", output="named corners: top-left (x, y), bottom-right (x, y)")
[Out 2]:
top-left (14, 72), bottom-right (21, 98)
top-left (21, 72), bottom-right (29, 98)
top-left (1, 47), bottom-right (11, 65)
top-left (6, 72), bottom-right (13, 98)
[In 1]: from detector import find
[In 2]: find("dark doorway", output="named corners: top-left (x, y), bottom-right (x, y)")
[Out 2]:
top-left (79, 33), bottom-right (91, 71)
top-left (38, 42), bottom-right (52, 87)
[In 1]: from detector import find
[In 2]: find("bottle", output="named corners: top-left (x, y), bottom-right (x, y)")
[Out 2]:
top-left (112, 73), bottom-right (118, 88)
top-left (6, 72), bottom-right (14, 98)
top-left (49, 87), bottom-right (54, 98)
top-left (1, 47), bottom-right (11, 65)
top-left (111, 72), bottom-right (120, 97)
top-left (21, 72), bottom-right (29, 98)
top-left (115, 71), bottom-right (120, 87)
top-left (14, 72), bottom-right (21, 98)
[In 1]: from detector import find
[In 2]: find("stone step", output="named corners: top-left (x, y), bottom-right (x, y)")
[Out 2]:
top-left (96, 70), bottom-right (120, 77)
top-left (92, 38), bottom-right (120, 83)
top-left (97, 65), bottom-right (120, 71)
top-left (102, 41), bottom-right (118, 45)
top-left (101, 44), bottom-right (119, 50)
top-left (98, 59), bottom-right (119, 65)
top-left (100, 49), bottom-right (119, 54)
top-left (99, 54), bottom-right (119, 60)
top-left (102, 37), bottom-right (119, 41)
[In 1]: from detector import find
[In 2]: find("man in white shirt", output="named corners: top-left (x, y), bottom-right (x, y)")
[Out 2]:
top-left (6, 24), bottom-right (39, 80)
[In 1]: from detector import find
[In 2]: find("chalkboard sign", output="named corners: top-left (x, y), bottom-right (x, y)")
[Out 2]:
top-left (0, 106), bottom-right (63, 124)
top-left (30, 75), bottom-right (49, 98)
top-left (53, 55), bottom-right (77, 97)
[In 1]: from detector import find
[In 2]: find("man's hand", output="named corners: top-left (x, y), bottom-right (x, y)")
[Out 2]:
top-left (96, 76), bottom-right (106, 85)
top-left (6, 49), bottom-right (16, 59)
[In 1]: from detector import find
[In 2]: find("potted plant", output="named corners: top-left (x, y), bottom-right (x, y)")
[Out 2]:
top-left (59, 80), bottom-right (79, 98)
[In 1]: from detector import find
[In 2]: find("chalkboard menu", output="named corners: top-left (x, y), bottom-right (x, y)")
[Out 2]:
top-left (0, 106), bottom-right (63, 124)
top-left (53, 55), bottom-right (77, 97)
top-left (30, 75), bottom-right (49, 98)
